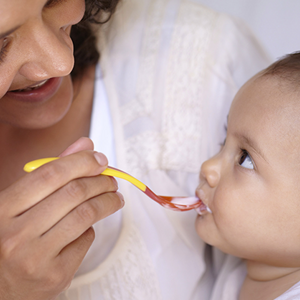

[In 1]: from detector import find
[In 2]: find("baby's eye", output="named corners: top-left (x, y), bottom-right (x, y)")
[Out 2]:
top-left (219, 138), bottom-right (226, 149)
top-left (239, 149), bottom-right (254, 169)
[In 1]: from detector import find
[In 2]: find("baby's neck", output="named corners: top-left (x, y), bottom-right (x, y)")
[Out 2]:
top-left (247, 260), bottom-right (300, 281)
top-left (239, 261), bottom-right (300, 300)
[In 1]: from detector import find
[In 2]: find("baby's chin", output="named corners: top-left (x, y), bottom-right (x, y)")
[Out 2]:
top-left (195, 222), bottom-right (251, 259)
top-left (194, 214), bottom-right (223, 248)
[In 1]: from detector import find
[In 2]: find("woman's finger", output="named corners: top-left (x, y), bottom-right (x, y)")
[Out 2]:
top-left (59, 137), bottom-right (94, 157)
top-left (56, 227), bottom-right (96, 284)
top-left (18, 175), bottom-right (118, 236)
top-left (41, 192), bottom-right (124, 255)
top-left (2, 150), bottom-right (108, 217)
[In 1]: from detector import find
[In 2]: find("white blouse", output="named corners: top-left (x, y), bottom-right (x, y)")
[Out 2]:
top-left (75, 65), bottom-right (122, 277)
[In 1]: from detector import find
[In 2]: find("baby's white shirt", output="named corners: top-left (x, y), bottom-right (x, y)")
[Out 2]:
top-left (275, 281), bottom-right (300, 300)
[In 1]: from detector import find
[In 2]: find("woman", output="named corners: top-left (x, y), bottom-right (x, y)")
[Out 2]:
top-left (0, 1), bottom-right (123, 299)
top-left (0, 0), bottom-right (270, 299)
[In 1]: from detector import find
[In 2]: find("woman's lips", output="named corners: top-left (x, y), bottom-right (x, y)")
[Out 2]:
top-left (6, 77), bottom-right (63, 103)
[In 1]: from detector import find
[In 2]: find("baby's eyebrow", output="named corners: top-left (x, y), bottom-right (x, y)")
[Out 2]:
top-left (234, 132), bottom-right (269, 164)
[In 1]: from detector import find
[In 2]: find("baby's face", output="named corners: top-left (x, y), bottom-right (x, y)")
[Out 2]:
top-left (196, 75), bottom-right (300, 267)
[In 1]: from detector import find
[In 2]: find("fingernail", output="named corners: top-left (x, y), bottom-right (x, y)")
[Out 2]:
top-left (110, 176), bottom-right (119, 190)
top-left (94, 152), bottom-right (108, 166)
top-left (116, 192), bottom-right (125, 207)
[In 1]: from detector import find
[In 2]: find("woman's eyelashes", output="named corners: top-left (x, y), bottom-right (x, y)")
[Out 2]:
top-left (0, 38), bottom-right (9, 63)
top-left (239, 149), bottom-right (254, 170)
top-left (45, 0), bottom-right (65, 8)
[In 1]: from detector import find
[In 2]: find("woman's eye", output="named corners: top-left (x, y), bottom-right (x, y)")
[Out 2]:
top-left (239, 149), bottom-right (254, 170)
top-left (0, 38), bottom-right (9, 63)
top-left (45, 0), bottom-right (64, 8)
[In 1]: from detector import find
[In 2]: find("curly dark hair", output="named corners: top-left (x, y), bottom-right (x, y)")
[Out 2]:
top-left (70, 0), bottom-right (120, 79)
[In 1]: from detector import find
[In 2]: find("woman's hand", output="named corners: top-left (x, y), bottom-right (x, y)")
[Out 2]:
top-left (0, 137), bottom-right (124, 300)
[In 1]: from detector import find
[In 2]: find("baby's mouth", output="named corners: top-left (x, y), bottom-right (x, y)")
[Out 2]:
top-left (196, 188), bottom-right (212, 215)
top-left (196, 202), bottom-right (212, 215)
top-left (9, 79), bottom-right (49, 93)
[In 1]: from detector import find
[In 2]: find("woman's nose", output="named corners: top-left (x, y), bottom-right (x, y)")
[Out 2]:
top-left (200, 155), bottom-right (221, 188)
top-left (18, 24), bottom-right (74, 81)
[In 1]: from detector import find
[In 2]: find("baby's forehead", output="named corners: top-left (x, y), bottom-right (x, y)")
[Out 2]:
top-left (256, 75), bottom-right (300, 116)
top-left (233, 74), bottom-right (300, 115)
top-left (230, 74), bottom-right (300, 161)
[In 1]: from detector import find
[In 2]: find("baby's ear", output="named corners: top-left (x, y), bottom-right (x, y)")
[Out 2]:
top-left (59, 137), bottom-right (94, 157)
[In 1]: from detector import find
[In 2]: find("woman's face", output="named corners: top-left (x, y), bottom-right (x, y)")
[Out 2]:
top-left (0, 0), bottom-right (85, 129)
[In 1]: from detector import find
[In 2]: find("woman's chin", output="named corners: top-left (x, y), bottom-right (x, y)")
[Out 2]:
top-left (0, 76), bottom-right (73, 130)
top-left (10, 104), bottom-right (72, 129)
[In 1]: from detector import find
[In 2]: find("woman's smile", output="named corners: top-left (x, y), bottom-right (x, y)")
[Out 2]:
top-left (9, 79), bottom-right (49, 92)
top-left (6, 77), bottom-right (63, 103)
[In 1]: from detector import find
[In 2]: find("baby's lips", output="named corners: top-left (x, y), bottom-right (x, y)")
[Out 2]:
top-left (196, 202), bottom-right (212, 215)
top-left (195, 188), bottom-right (212, 215)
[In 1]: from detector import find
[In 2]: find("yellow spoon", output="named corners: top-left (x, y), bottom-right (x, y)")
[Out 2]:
top-left (24, 157), bottom-right (203, 212)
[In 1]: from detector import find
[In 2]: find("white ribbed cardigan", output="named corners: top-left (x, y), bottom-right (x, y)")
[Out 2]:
top-left (58, 0), bottom-right (270, 299)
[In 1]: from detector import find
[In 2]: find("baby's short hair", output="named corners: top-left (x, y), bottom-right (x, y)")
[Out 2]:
top-left (262, 52), bottom-right (300, 90)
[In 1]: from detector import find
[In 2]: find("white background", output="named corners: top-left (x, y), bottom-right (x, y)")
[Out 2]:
top-left (193, 0), bottom-right (300, 62)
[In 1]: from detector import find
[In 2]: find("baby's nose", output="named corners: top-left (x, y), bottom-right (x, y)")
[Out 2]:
top-left (200, 156), bottom-right (220, 188)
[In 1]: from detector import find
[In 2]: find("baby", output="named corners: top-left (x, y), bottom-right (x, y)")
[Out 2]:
top-left (196, 52), bottom-right (300, 300)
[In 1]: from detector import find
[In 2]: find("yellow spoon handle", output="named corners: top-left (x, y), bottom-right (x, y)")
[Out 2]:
top-left (23, 157), bottom-right (147, 192)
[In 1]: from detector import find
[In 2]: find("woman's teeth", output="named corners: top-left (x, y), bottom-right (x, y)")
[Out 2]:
top-left (13, 79), bottom-right (48, 92)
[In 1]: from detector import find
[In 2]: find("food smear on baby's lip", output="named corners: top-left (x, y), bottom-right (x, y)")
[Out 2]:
top-left (195, 202), bottom-right (212, 215)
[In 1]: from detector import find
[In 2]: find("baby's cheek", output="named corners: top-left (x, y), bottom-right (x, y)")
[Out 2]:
top-left (212, 187), bottom-right (231, 214)
top-left (212, 192), bottom-right (240, 229)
